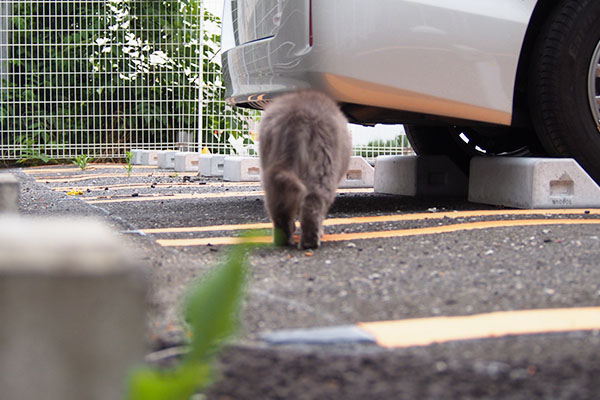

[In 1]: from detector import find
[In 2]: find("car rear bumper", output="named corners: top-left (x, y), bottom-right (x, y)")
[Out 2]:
top-left (222, 0), bottom-right (537, 126)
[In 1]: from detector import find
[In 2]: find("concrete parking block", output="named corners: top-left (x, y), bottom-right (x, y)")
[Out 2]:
top-left (131, 149), bottom-right (147, 165)
top-left (198, 154), bottom-right (226, 177)
top-left (157, 150), bottom-right (178, 169)
top-left (374, 155), bottom-right (468, 197)
top-left (339, 156), bottom-right (374, 188)
top-left (0, 216), bottom-right (146, 400)
top-left (0, 173), bottom-right (19, 213)
top-left (469, 157), bottom-right (600, 209)
top-left (174, 152), bottom-right (200, 172)
top-left (140, 150), bottom-right (159, 166)
top-left (222, 156), bottom-right (372, 185)
top-left (223, 156), bottom-right (261, 182)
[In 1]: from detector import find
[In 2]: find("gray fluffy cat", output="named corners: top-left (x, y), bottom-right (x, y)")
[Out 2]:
top-left (259, 90), bottom-right (352, 249)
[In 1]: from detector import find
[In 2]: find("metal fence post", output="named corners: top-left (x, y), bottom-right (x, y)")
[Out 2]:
top-left (198, 0), bottom-right (204, 154)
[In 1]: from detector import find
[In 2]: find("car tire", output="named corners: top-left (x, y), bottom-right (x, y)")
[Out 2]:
top-left (404, 125), bottom-right (537, 173)
top-left (528, 0), bottom-right (600, 183)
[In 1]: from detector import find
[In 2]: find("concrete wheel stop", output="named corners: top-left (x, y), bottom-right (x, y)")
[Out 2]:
top-left (198, 154), bottom-right (227, 177)
top-left (158, 150), bottom-right (178, 169)
top-left (374, 155), bottom-right (468, 197)
top-left (339, 157), bottom-right (374, 188)
top-left (374, 155), bottom-right (600, 209)
top-left (468, 157), bottom-right (600, 209)
top-left (223, 157), bottom-right (261, 182)
top-left (175, 151), bottom-right (201, 172)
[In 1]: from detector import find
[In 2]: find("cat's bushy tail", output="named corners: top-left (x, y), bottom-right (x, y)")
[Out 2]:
top-left (269, 169), bottom-right (307, 207)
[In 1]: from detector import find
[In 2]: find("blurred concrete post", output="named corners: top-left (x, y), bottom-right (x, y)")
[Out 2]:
top-left (0, 217), bottom-right (147, 400)
top-left (0, 173), bottom-right (19, 213)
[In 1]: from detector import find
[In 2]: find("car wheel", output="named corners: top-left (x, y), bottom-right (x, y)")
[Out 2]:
top-left (404, 125), bottom-right (537, 173)
top-left (529, 0), bottom-right (600, 183)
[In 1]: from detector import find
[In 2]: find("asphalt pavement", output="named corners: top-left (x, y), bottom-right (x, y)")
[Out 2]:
top-left (9, 163), bottom-right (600, 399)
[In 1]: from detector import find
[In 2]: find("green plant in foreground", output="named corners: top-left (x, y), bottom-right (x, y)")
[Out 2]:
top-left (124, 152), bottom-right (134, 177)
top-left (72, 154), bottom-right (93, 171)
top-left (126, 233), bottom-right (264, 399)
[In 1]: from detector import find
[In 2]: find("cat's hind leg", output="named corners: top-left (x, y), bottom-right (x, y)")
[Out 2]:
top-left (299, 192), bottom-right (328, 249)
top-left (263, 169), bottom-right (305, 246)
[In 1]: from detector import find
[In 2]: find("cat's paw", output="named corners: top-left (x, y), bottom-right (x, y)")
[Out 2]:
top-left (299, 235), bottom-right (321, 249)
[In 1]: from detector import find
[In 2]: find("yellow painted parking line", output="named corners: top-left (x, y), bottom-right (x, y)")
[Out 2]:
top-left (358, 307), bottom-right (600, 348)
top-left (218, 218), bottom-right (598, 245)
top-left (142, 209), bottom-right (600, 234)
top-left (322, 218), bottom-right (600, 242)
top-left (53, 181), bottom-right (262, 192)
top-left (24, 164), bottom-right (158, 174)
top-left (156, 235), bottom-right (272, 247)
top-left (155, 218), bottom-right (600, 247)
top-left (35, 171), bottom-right (197, 183)
top-left (86, 191), bottom-right (262, 203)
top-left (325, 208), bottom-right (600, 224)
top-left (84, 188), bottom-right (372, 204)
top-left (145, 222), bottom-right (274, 234)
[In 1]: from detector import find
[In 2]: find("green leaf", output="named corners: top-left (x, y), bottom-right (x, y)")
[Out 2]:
top-left (183, 239), bottom-right (252, 359)
top-left (126, 362), bottom-right (212, 400)
top-left (126, 234), bottom-right (265, 399)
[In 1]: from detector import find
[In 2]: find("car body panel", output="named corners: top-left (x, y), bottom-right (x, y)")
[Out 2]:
top-left (222, 0), bottom-right (538, 125)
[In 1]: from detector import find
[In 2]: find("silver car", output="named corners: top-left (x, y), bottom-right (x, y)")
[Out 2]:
top-left (222, 0), bottom-right (600, 182)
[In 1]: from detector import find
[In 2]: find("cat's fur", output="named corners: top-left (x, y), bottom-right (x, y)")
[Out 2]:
top-left (259, 90), bottom-right (351, 249)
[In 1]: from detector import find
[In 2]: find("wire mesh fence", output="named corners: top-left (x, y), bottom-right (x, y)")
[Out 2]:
top-left (0, 0), bottom-right (411, 163)
top-left (352, 128), bottom-right (414, 160)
